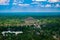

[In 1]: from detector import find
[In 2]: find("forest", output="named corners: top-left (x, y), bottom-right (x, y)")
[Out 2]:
top-left (0, 16), bottom-right (60, 40)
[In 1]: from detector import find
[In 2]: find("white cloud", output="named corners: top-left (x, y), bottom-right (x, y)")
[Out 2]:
top-left (48, 0), bottom-right (59, 2)
top-left (36, 0), bottom-right (47, 1)
top-left (45, 4), bottom-right (51, 7)
top-left (18, 4), bottom-right (30, 6)
top-left (0, 0), bottom-right (10, 5)
top-left (0, 0), bottom-right (9, 3)
top-left (13, 3), bottom-right (17, 5)
top-left (55, 4), bottom-right (60, 7)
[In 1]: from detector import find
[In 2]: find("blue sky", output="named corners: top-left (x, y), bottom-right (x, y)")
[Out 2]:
top-left (0, 0), bottom-right (60, 12)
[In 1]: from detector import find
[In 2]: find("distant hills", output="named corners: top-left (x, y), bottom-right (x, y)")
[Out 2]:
top-left (0, 12), bottom-right (60, 16)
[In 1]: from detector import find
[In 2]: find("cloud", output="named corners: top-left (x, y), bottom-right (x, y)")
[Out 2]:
top-left (0, 0), bottom-right (9, 5)
top-left (36, 0), bottom-right (47, 1)
top-left (48, 0), bottom-right (59, 2)
top-left (55, 4), bottom-right (60, 7)
top-left (45, 4), bottom-right (51, 7)
top-left (18, 4), bottom-right (30, 6)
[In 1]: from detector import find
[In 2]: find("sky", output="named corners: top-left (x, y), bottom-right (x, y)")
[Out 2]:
top-left (0, 0), bottom-right (60, 12)
top-left (0, 0), bottom-right (59, 5)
